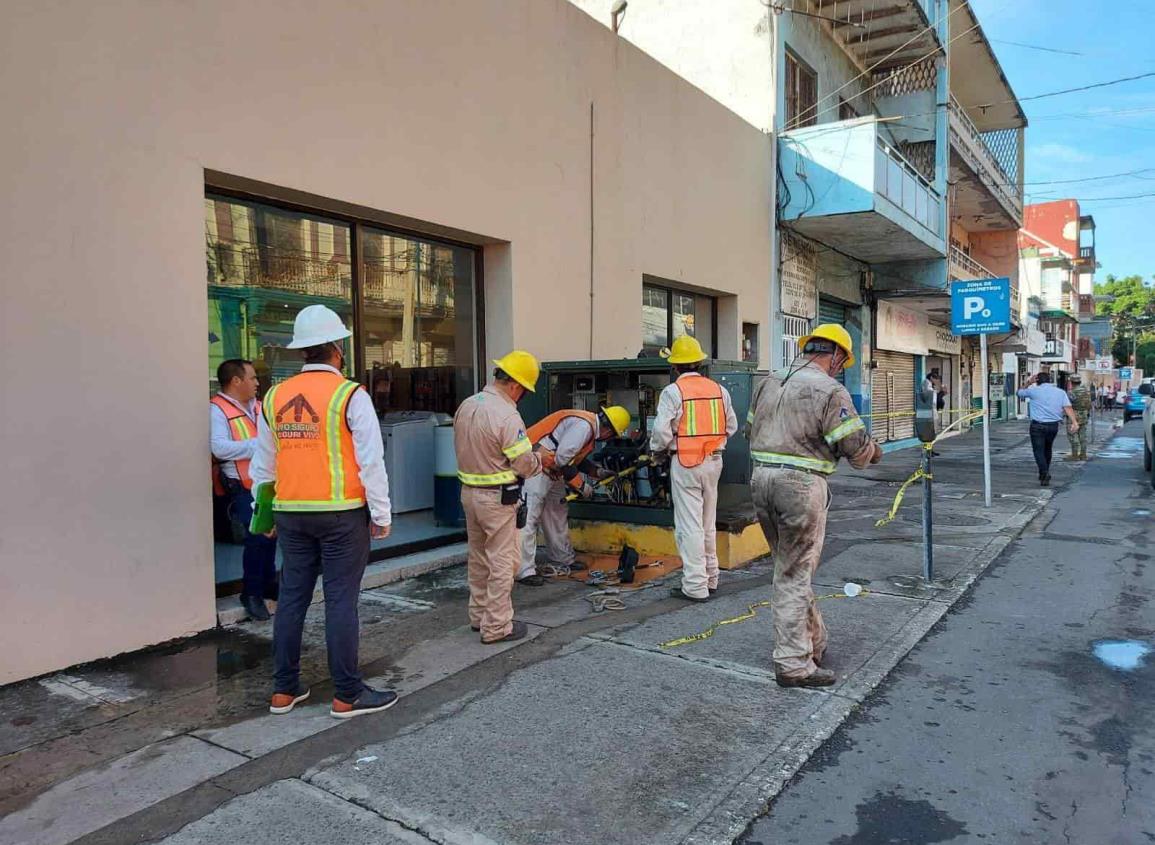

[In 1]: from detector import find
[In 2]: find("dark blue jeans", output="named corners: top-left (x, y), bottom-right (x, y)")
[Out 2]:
top-left (1029, 421), bottom-right (1060, 478)
top-left (272, 508), bottom-right (370, 702)
top-left (224, 479), bottom-right (278, 599)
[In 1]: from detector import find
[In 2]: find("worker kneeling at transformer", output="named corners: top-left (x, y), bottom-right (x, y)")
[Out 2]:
top-left (516, 405), bottom-right (631, 585)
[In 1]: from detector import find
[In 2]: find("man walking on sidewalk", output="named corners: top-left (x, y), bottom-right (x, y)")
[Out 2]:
top-left (1065, 374), bottom-right (1093, 461)
top-left (455, 351), bottom-right (543, 643)
top-left (650, 336), bottom-right (738, 603)
top-left (251, 305), bottom-right (398, 720)
top-left (1017, 372), bottom-right (1079, 486)
top-left (746, 325), bottom-right (881, 688)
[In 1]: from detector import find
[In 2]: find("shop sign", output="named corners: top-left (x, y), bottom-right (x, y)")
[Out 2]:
top-left (780, 234), bottom-right (817, 320)
top-left (877, 300), bottom-right (960, 356)
top-left (1025, 324), bottom-right (1046, 356)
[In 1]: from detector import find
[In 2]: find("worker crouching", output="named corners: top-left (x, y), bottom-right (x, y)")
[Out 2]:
top-left (650, 336), bottom-right (738, 602)
top-left (517, 405), bottom-right (631, 585)
top-left (454, 351), bottom-right (543, 643)
top-left (746, 325), bottom-right (882, 688)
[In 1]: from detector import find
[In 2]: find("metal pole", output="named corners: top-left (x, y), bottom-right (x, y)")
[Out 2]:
top-left (922, 446), bottom-right (933, 582)
top-left (981, 333), bottom-right (992, 507)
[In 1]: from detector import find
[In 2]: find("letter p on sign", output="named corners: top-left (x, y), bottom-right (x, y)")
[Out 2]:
top-left (962, 295), bottom-right (989, 320)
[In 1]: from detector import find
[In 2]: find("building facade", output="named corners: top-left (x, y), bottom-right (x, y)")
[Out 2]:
top-left (572, 0), bottom-right (1024, 443)
top-left (1, 0), bottom-right (776, 683)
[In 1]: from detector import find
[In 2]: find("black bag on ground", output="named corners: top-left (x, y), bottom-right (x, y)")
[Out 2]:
top-left (618, 544), bottom-right (639, 584)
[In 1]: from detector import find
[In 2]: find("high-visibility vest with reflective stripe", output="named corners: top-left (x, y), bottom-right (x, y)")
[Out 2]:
top-left (263, 372), bottom-right (366, 512)
top-left (527, 409), bottom-right (598, 489)
top-left (210, 395), bottom-right (257, 492)
top-left (674, 376), bottom-right (727, 468)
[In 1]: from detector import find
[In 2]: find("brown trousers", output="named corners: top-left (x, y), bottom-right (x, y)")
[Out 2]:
top-left (462, 485), bottom-right (519, 642)
top-left (751, 466), bottom-right (830, 679)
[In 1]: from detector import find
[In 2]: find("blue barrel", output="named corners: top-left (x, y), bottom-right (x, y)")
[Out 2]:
top-left (434, 424), bottom-right (465, 527)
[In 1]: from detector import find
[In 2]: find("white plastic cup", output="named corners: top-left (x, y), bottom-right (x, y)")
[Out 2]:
top-left (843, 582), bottom-right (862, 598)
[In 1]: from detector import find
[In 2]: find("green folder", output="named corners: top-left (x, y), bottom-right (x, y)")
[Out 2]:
top-left (249, 482), bottom-right (276, 535)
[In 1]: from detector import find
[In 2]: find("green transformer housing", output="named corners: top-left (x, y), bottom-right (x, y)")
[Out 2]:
top-left (521, 357), bottom-right (760, 528)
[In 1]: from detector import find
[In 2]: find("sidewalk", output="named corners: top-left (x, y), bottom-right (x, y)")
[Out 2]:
top-left (0, 419), bottom-right (1110, 845)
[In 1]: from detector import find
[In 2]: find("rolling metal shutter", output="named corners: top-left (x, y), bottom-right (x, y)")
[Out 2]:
top-left (870, 349), bottom-right (915, 443)
top-left (819, 299), bottom-right (848, 383)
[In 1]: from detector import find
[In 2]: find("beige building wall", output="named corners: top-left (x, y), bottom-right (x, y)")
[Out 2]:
top-left (0, 0), bottom-right (772, 682)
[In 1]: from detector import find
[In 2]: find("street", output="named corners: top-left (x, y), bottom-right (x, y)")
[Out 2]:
top-left (743, 419), bottom-right (1155, 844)
top-left (0, 417), bottom-right (1123, 845)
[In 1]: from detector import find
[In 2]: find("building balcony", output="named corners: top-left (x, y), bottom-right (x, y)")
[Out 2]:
top-left (948, 96), bottom-right (1023, 229)
top-left (1076, 244), bottom-right (1097, 268)
top-left (779, 118), bottom-right (946, 264)
top-left (825, 0), bottom-right (943, 71)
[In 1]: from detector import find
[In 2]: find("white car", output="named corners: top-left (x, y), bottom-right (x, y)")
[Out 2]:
top-left (1142, 382), bottom-right (1155, 488)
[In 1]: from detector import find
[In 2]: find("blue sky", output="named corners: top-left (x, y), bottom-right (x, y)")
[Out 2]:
top-left (971, 0), bottom-right (1155, 282)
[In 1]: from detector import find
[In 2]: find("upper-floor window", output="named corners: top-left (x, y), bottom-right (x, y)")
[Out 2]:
top-left (641, 281), bottom-right (715, 358)
top-left (785, 52), bottom-right (818, 128)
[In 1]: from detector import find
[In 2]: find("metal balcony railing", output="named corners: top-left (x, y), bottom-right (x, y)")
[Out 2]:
top-left (948, 95), bottom-right (1023, 222)
top-left (875, 134), bottom-right (943, 238)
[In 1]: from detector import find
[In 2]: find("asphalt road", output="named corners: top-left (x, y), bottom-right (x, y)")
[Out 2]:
top-left (742, 420), bottom-right (1155, 845)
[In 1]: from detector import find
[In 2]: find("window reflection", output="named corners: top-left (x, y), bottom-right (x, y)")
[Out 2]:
top-left (205, 195), bottom-right (353, 397)
top-left (361, 229), bottom-right (474, 415)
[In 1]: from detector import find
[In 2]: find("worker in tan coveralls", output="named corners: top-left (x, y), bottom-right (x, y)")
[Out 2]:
top-left (454, 350), bottom-right (542, 644)
top-left (747, 324), bottom-right (882, 688)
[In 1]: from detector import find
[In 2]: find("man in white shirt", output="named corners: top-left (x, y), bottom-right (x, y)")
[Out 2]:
top-left (250, 305), bottom-right (398, 720)
top-left (650, 336), bottom-right (738, 601)
top-left (211, 359), bottom-right (278, 621)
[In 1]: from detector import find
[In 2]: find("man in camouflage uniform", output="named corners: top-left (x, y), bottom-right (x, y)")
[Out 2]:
top-left (746, 325), bottom-right (882, 688)
top-left (1066, 374), bottom-right (1093, 461)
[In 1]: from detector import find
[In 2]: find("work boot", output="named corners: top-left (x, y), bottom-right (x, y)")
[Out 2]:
top-left (1041, 474), bottom-right (1051, 487)
top-left (482, 620), bottom-right (528, 644)
top-left (330, 686), bottom-right (399, 719)
top-left (240, 594), bottom-right (271, 621)
top-left (516, 574), bottom-right (546, 587)
top-left (669, 587), bottom-right (709, 603)
top-left (775, 668), bottom-right (836, 688)
top-left (1063, 454), bottom-right (1079, 462)
top-left (268, 685), bottom-right (310, 715)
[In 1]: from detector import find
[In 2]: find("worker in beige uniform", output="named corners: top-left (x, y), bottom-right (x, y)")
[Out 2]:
top-left (454, 350), bottom-right (543, 643)
top-left (746, 324), bottom-right (882, 688)
top-left (650, 336), bottom-right (738, 602)
top-left (516, 405), bottom-right (631, 585)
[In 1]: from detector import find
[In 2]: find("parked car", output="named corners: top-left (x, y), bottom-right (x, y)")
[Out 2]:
top-left (1122, 389), bottom-right (1148, 423)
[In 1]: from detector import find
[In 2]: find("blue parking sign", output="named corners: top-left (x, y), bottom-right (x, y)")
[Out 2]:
top-left (950, 278), bottom-right (1012, 335)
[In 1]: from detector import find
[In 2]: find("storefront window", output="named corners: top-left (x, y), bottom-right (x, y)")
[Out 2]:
top-left (206, 195), bottom-right (353, 396)
top-left (361, 229), bottom-right (475, 415)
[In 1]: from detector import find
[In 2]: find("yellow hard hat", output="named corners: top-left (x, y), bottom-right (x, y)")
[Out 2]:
top-left (492, 350), bottom-right (540, 392)
top-left (662, 335), bottom-right (707, 365)
top-left (601, 406), bottom-right (631, 436)
top-left (797, 323), bottom-right (855, 368)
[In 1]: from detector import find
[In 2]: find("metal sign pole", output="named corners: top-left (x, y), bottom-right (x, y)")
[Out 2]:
top-left (980, 333), bottom-right (992, 507)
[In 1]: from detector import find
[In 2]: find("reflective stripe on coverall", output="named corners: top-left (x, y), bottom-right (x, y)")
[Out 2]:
top-left (747, 361), bottom-right (876, 678)
top-left (650, 373), bottom-right (738, 599)
top-left (454, 385), bottom-right (541, 642)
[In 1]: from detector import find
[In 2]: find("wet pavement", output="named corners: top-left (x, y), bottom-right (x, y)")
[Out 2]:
top-left (0, 418), bottom-right (1109, 845)
top-left (741, 417), bottom-right (1155, 844)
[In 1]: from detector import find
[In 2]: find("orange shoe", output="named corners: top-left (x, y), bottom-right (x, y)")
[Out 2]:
top-left (269, 686), bottom-right (310, 715)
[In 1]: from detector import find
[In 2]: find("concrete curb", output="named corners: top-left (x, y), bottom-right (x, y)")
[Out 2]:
top-left (680, 489), bottom-right (1053, 844)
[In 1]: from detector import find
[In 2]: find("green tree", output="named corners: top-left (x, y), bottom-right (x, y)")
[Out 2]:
top-left (1095, 275), bottom-right (1155, 365)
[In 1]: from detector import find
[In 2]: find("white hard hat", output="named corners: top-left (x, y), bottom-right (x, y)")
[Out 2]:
top-left (287, 305), bottom-right (352, 349)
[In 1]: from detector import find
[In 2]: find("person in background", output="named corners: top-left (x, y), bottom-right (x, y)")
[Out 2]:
top-left (650, 336), bottom-right (738, 603)
top-left (1065, 375), bottom-right (1093, 461)
top-left (251, 305), bottom-right (398, 719)
top-left (921, 369), bottom-right (943, 456)
top-left (454, 351), bottom-right (543, 643)
top-left (211, 359), bottom-right (278, 621)
top-left (1017, 372), bottom-right (1080, 486)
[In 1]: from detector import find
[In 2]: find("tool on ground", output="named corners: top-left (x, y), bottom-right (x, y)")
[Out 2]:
top-left (618, 544), bottom-right (639, 584)
top-left (564, 454), bottom-right (654, 502)
top-left (659, 588), bottom-right (870, 649)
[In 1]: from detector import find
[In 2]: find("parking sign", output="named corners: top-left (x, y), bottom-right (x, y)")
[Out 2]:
top-left (950, 278), bottom-right (1012, 335)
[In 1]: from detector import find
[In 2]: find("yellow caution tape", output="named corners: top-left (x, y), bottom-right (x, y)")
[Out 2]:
top-left (659, 589), bottom-right (870, 649)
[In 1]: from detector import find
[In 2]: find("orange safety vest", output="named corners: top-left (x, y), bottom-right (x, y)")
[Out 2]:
top-left (527, 409), bottom-right (599, 489)
top-left (262, 371), bottom-right (366, 512)
top-left (674, 375), bottom-right (727, 467)
top-left (210, 395), bottom-right (257, 493)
